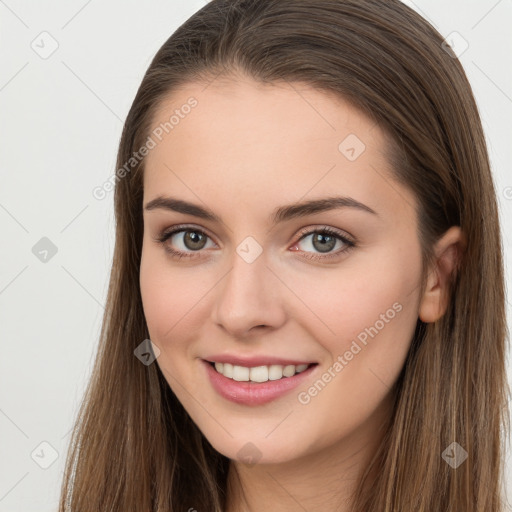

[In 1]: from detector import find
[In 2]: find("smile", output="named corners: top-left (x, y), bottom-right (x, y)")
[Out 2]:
top-left (202, 359), bottom-right (319, 406)
top-left (209, 361), bottom-right (312, 382)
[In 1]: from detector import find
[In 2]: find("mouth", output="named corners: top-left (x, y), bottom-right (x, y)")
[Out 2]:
top-left (202, 359), bottom-right (319, 406)
top-left (206, 360), bottom-right (318, 383)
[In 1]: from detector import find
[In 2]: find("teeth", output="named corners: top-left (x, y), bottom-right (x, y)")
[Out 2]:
top-left (212, 362), bottom-right (310, 382)
top-left (283, 365), bottom-right (295, 377)
top-left (268, 364), bottom-right (283, 380)
top-left (233, 365), bottom-right (249, 381)
top-left (250, 365), bottom-right (268, 383)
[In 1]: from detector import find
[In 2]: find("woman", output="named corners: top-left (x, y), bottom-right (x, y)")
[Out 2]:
top-left (58, 0), bottom-right (511, 510)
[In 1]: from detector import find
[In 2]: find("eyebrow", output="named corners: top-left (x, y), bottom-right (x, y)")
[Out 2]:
top-left (144, 195), bottom-right (378, 224)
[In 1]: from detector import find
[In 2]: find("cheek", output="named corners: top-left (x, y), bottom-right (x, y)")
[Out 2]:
top-left (290, 257), bottom-right (418, 336)
top-left (140, 257), bottom-right (172, 341)
top-left (140, 249), bottom-right (185, 343)
top-left (139, 246), bottom-right (215, 361)
top-left (286, 242), bottom-right (422, 376)
top-left (139, 257), bottom-right (203, 398)
top-left (289, 257), bottom-right (420, 447)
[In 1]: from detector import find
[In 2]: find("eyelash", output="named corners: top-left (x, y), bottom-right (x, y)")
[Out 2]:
top-left (154, 224), bottom-right (356, 262)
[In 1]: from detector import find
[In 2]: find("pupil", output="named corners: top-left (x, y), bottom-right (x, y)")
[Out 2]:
top-left (313, 233), bottom-right (335, 253)
top-left (185, 231), bottom-right (206, 250)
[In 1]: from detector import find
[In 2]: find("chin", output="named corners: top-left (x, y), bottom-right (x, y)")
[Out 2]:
top-left (204, 430), bottom-right (304, 466)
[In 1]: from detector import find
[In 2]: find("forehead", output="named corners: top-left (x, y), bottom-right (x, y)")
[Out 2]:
top-left (148, 77), bottom-right (382, 156)
top-left (142, 77), bottom-right (415, 224)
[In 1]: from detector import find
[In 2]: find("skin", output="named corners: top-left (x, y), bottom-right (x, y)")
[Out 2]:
top-left (139, 74), bottom-right (463, 511)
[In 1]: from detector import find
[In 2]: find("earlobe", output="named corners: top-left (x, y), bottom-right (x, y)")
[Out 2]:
top-left (418, 226), bottom-right (466, 323)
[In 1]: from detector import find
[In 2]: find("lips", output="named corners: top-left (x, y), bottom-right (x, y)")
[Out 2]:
top-left (202, 359), bottom-right (318, 405)
top-left (203, 354), bottom-right (316, 367)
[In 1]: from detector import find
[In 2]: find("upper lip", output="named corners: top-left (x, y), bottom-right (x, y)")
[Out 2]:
top-left (203, 354), bottom-right (317, 367)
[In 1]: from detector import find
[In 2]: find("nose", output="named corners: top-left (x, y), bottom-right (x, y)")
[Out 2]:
top-left (211, 247), bottom-right (287, 338)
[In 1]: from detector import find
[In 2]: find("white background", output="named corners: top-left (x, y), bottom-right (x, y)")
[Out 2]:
top-left (0, 1), bottom-right (511, 510)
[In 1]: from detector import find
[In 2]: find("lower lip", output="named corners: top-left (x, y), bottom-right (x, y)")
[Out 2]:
top-left (202, 359), bottom-right (318, 406)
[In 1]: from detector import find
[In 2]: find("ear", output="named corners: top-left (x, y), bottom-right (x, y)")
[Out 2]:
top-left (418, 226), bottom-right (466, 323)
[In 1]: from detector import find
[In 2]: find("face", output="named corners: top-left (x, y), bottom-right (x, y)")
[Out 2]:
top-left (139, 76), bottom-right (424, 466)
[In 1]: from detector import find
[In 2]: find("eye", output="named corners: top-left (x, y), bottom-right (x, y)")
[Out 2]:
top-left (154, 225), bottom-right (216, 259)
top-left (153, 224), bottom-right (356, 262)
top-left (291, 226), bottom-right (356, 261)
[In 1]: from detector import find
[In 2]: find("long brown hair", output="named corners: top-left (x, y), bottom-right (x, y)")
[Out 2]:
top-left (58, 0), bottom-right (511, 510)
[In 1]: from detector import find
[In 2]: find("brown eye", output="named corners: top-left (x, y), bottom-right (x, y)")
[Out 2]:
top-left (182, 230), bottom-right (208, 250)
